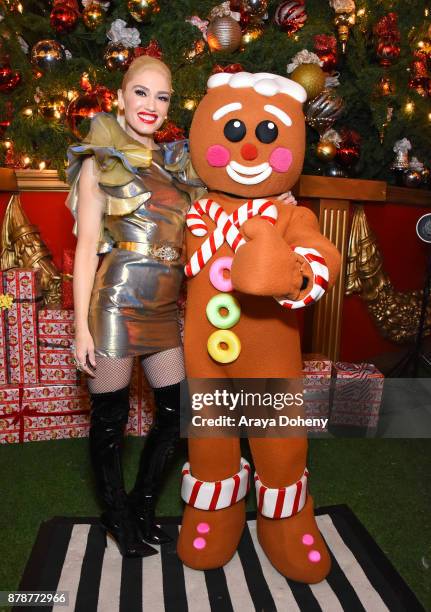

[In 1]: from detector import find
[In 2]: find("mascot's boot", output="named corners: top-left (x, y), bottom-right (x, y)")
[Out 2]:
top-left (177, 438), bottom-right (248, 569)
top-left (250, 437), bottom-right (331, 583)
top-left (89, 387), bottom-right (157, 558)
top-left (129, 382), bottom-right (181, 545)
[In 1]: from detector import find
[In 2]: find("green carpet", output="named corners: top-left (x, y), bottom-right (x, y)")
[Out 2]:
top-left (0, 438), bottom-right (430, 611)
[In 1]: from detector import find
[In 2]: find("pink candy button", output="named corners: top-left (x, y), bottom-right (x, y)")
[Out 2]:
top-left (197, 522), bottom-right (210, 534)
top-left (193, 537), bottom-right (207, 550)
top-left (302, 534), bottom-right (314, 546)
top-left (209, 257), bottom-right (233, 292)
top-left (308, 550), bottom-right (321, 563)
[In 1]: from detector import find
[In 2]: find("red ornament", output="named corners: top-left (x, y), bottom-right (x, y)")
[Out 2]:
top-left (314, 34), bottom-right (337, 73)
top-left (66, 85), bottom-right (115, 138)
top-left (154, 121), bottom-right (186, 143)
top-left (0, 59), bottom-right (21, 93)
top-left (50, 0), bottom-right (80, 34)
top-left (409, 51), bottom-right (430, 97)
top-left (374, 13), bottom-right (401, 67)
top-left (211, 63), bottom-right (244, 74)
top-left (336, 128), bottom-right (361, 169)
top-left (134, 40), bottom-right (163, 59)
top-left (274, 1), bottom-right (307, 36)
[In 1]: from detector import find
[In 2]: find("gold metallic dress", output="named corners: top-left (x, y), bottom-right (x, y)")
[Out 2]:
top-left (66, 113), bottom-right (204, 358)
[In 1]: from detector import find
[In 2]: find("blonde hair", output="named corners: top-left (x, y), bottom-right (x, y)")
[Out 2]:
top-left (121, 56), bottom-right (172, 92)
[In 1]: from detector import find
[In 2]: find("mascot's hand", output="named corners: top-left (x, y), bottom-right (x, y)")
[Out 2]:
top-left (231, 217), bottom-right (311, 298)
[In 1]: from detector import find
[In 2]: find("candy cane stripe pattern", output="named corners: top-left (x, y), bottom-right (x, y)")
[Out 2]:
top-left (185, 198), bottom-right (278, 278)
top-left (181, 457), bottom-right (251, 510)
top-left (277, 247), bottom-right (329, 310)
top-left (255, 468), bottom-right (309, 519)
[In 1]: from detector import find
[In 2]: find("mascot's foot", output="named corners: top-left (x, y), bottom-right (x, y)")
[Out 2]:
top-left (257, 495), bottom-right (331, 583)
top-left (177, 501), bottom-right (245, 569)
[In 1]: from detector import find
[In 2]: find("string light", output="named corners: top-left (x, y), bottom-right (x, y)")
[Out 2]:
top-left (404, 100), bottom-right (415, 115)
top-left (23, 107), bottom-right (33, 117)
top-left (4, 140), bottom-right (12, 149)
top-left (38, 161), bottom-right (47, 170)
top-left (22, 155), bottom-right (31, 167)
top-left (183, 99), bottom-right (197, 111)
top-left (357, 8), bottom-right (366, 17)
top-left (428, 112), bottom-right (431, 121)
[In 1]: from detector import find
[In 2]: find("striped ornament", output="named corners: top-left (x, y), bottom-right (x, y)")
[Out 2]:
top-left (255, 468), bottom-right (309, 519)
top-left (185, 198), bottom-right (278, 278)
top-left (274, 1), bottom-right (307, 35)
top-left (181, 457), bottom-right (251, 511)
top-left (278, 246), bottom-right (329, 310)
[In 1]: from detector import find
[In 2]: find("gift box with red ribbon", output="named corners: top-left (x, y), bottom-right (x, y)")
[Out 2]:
top-left (126, 359), bottom-right (154, 436)
top-left (4, 269), bottom-right (42, 385)
top-left (0, 386), bottom-right (21, 443)
top-left (330, 362), bottom-right (384, 430)
top-left (0, 278), bottom-right (8, 385)
top-left (302, 354), bottom-right (333, 433)
top-left (38, 307), bottom-right (77, 384)
top-left (61, 249), bottom-right (74, 310)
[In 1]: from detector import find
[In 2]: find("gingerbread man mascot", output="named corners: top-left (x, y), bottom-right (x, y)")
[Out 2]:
top-left (177, 72), bottom-right (341, 584)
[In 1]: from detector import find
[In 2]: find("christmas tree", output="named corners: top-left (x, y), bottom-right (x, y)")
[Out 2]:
top-left (1, 0), bottom-right (431, 184)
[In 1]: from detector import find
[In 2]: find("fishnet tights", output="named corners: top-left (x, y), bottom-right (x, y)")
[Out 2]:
top-left (87, 346), bottom-right (185, 394)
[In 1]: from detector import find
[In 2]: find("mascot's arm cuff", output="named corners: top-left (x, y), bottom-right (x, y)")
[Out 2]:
top-left (277, 247), bottom-right (329, 310)
top-left (181, 458), bottom-right (251, 510)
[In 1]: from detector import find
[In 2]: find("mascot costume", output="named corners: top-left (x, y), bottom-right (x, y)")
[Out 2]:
top-left (177, 72), bottom-right (341, 584)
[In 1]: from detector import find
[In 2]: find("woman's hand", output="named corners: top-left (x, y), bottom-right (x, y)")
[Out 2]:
top-left (74, 327), bottom-right (96, 377)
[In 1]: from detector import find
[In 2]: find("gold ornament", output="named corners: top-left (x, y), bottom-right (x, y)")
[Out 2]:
top-left (207, 16), bottom-right (243, 53)
top-left (104, 42), bottom-right (133, 71)
top-left (316, 140), bottom-right (337, 161)
top-left (30, 40), bottom-right (65, 71)
top-left (290, 63), bottom-right (326, 101)
top-left (346, 205), bottom-right (430, 344)
top-left (334, 11), bottom-right (356, 53)
top-left (38, 96), bottom-right (66, 121)
top-left (82, 1), bottom-right (104, 30)
top-left (126, 0), bottom-right (159, 23)
top-left (0, 294), bottom-right (14, 310)
top-left (241, 22), bottom-right (265, 45)
top-left (0, 195), bottom-right (61, 306)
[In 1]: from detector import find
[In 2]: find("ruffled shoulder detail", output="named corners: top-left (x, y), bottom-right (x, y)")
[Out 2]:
top-left (159, 139), bottom-right (206, 202)
top-left (66, 113), bottom-right (152, 188)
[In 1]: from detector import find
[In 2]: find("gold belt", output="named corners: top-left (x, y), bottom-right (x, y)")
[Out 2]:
top-left (115, 241), bottom-right (181, 262)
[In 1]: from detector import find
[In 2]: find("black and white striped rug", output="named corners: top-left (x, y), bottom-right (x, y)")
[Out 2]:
top-left (15, 506), bottom-right (424, 612)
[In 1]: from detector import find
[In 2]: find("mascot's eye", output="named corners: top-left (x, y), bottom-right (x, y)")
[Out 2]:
top-left (224, 119), bottom-right (246, 142)
top-left (255, 120), bottom-right (279, 144)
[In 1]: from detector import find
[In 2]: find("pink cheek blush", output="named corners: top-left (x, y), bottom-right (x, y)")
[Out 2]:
top-left (206, 145), bottom-right (230, 167)
top-left (193, 537), bottom-right (207, 550)
top-left (269, 147), bottom-right (292, 173)
top-left (197, 522), bottom-right (210, 534)
top-left (308, 550), bottom-right (321, 563)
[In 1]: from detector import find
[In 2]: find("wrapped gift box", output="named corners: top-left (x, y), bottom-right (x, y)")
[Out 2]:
top-left (330, 362), bottom-right (384, 430)
top-left (126, 359), bottom-right (154, 436)
top-left (302, 354), bottom-right (333, 433)
top-left (0, 386), bottom-right (20, 444)
top-left (21, 384), bottom-right (90, 442)
top-left (61, 249), bottom-right (74, 310)
top-left (4, 269), bottom-right (41, 385)
top-left (0, 284), bottom-right (7, 385)
top-left (38, 308), bottom-right (76, 384)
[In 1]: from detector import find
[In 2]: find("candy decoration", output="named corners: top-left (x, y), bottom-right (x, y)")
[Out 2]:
top-left (254, 467), bottom-right (308, 518)
top-left (274, 1), bottom-right (307, 36)
top-left (277, 247), bottom-right (328, 310)
top-left (185, 198), bottom-right (277, 277)
top-left (209, 257), bottom-right (233, 292)
top-left (207, 329), bottom-right (242, 363)
top-left (181, 458), bottom-right (251, 510)
top-left (206, 293), bottom-right (241, 329)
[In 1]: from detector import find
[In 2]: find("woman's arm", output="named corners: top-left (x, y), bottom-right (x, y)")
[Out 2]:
top-left (73, 156), bottom-right (105, 376)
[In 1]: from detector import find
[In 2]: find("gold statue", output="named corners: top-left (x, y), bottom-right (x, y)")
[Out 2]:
top-left (0, 194), bottom-right (62, 306)
top-left (346, 205), bottom-right (429, 344)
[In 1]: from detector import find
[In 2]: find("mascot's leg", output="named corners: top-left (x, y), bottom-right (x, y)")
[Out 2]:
top-left (249, 437), bottom-right (331, 583)
top-left (177, 437), bottom-right (248, 569)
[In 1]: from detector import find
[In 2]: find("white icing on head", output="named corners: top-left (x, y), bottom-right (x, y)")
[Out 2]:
top-left (263, 104), bottom-right (292, 126)
top-left (212, 102), bottom-right (242, 121)
top-left (207, 72), bottom-right (307, 103)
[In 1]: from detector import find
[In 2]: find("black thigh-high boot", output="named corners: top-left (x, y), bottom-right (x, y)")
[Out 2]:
top-left (128, 382), bottom-right (181, 545)
top-left (89, 386), bottom-right (158, 557)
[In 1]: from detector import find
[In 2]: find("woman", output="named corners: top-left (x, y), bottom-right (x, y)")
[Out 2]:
top-left (67, 56), bottom-right (200, 557)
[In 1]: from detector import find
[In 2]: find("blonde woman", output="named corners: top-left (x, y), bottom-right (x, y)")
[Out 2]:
top-left (67, 57), bottom-right (199, 557)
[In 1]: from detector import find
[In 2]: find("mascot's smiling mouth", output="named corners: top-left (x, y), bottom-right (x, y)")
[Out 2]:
top-left (226, 160), bottom-right (273, 185)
